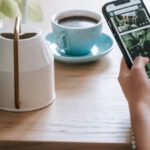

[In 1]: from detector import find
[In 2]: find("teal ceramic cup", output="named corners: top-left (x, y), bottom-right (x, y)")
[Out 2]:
top-left (51, 10), bottom-right (103, 56)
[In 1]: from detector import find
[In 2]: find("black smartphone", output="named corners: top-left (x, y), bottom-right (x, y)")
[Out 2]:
top-left (102, 0), bottom-right (150, 77)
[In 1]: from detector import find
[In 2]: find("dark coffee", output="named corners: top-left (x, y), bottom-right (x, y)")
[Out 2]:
top-left (58, 16), bottom-right (99, 28)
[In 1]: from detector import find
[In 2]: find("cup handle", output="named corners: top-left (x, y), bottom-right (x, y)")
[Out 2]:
top-left (56, 32), bottom-right (70, 50)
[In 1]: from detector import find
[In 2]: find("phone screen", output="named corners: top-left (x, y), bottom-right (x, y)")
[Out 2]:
top-left (105, 0), bottom-right (150, 76)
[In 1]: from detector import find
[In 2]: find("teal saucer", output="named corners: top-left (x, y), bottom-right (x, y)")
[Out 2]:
top-left (45, 32), bottom-right (114, 63)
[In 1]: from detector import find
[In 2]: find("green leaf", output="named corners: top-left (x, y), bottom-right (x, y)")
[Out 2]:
top-left (16, 0), bottom-right (43, 22)
top-left (0, 11), bottom-right (5, 19)
top-left (28, 0), bottom-right (43, 21)
top-left (0, 0), bottom-right (21, 18)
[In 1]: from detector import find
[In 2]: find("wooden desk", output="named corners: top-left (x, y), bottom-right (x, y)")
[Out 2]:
top-left (1, 0), bottom-right (145, 149)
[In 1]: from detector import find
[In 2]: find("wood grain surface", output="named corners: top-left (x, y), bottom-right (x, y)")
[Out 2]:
top-left (1, 0), bottom-right (150, 149)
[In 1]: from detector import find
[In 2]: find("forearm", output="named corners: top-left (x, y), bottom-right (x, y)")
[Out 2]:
top-left (129, 104), bottom-right (150, 150)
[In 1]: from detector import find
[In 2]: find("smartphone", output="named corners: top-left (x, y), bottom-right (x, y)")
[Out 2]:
top-left (102, 0), bottom-right (150, 77)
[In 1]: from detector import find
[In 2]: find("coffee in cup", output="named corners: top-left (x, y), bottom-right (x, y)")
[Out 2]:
top-left (58, 16), bottom-right (99, 28)
top-left (51, 10), bottom-right (103, 56)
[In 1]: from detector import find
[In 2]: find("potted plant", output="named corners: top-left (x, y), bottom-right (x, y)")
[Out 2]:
top-left (0, 0), bottom-right (43, 22)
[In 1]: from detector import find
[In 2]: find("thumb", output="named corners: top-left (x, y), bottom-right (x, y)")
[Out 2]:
top-left (132, 56), bottom-right (149, 77)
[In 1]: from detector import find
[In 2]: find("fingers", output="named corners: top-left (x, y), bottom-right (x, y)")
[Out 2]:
top-left (120, 58), bottom-right (129, 73)
top-left (131, 56), bottom-right (149, 78)
top-left (118, 56), bottom-right (149, 83)
top-left (133, 56), bottom-right (149, 67)
top-left (118, 58), bottom-right (129, 84)
top-left (119, 58), bottom-right (129, 78)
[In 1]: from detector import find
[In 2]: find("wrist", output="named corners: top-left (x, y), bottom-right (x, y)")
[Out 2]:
top-left (129, 102), bottom-right (150, 124)
top-left (129, 103), bottom-right (150, 150)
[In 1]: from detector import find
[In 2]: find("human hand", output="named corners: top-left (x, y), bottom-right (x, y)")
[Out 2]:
top-left (118, 56), bottom-right (150, 115)
top-left (118, 56), bottom-right (150, 150)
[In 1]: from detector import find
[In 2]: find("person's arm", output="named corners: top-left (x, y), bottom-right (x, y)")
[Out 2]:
top-left (118, 56), bottom-right (150, 150)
